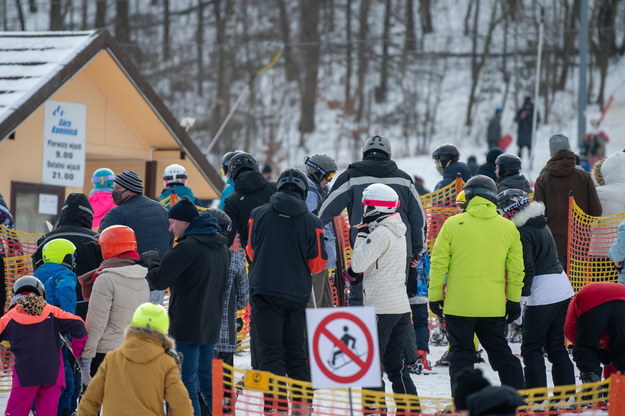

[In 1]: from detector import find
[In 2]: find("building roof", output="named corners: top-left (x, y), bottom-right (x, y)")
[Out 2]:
top-left (0, 30), bottom-right (223, 194)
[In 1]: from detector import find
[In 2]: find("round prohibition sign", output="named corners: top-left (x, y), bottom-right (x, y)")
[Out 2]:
top-left (312, 311), bottom-right (375, 384)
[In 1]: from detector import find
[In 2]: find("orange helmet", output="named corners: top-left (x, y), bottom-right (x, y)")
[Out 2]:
top-left (99, 225), bottom-right (137, 259)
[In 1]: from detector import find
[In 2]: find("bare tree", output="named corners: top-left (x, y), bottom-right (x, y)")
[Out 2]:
top-left (95, 0), bottom-right (106, 28)
top-left (405, 0), bottom-right (417, 52)
top-left (115, 1), bottom-right (130, 45)
top-left (163, 0), bottom-right (170, 61)
top-left (591, 0), bottom-right (619, 107)
top-left (298, 0), bottom-right (320, 136)
top-left (356, 0), bottom-right (370, 121)
top-left (15, 0), bottom-right (26, 30)
top-left (344, 0), bottom-right (353, 108)
top-left (210, 0), bottom-right (235, 142)
top-left (375, 0), bottom-right (392, 103)
top-left (50, 0), bottom-right (63, 30)
top-left (196, 0), bottom-right (205, 95)
top-left (419, 0), bottom-right (433, 34)
top-left (557, 0), bottom-right (579, 91)
top-left (276, 0), bottom-right (299, 82)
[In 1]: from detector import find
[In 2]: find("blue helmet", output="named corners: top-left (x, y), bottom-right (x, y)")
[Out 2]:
top-left (92, 168), bottom-right (115, 189)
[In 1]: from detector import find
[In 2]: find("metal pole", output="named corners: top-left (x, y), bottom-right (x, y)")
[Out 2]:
top-left (205, 84), bottom-right (250, 155)
top-left (348, 387), bottom-right (355, 416)
top-left (578, 0), bottom-right (589, 148)
top-left (529, 6), bottom-right (544, 175)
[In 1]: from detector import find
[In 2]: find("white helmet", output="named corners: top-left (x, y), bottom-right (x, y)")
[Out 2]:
top-left (163, 164), bottom-right (187, 187)
top-left (362, 183), bottom-right (400, 215)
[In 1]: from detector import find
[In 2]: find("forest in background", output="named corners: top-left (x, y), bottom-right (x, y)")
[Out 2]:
top-left (2, 0), bottom-right (625, 169)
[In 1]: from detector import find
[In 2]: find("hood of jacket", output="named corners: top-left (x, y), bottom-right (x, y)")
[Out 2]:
top-left (99, 264), bottom-right (147, 280)
top-left (36, 262), bottom-right (71, 276)
top-left (57, 193), bottom-right (94, 228)
top-left (544, 150), bottom-right (576, 177)
top-left (369, 213), bottom-right (406, 238)
top-left (511, 202), bottom-right (546, 228)
top-left (600, 152), bottom-right (625, 185)
top-left (270, 191), bottom-right (309, 217)
top-left (184, 213), bottom-right (220, 237)
top-left (465, 196), bottom-right (499, 219)
top-left (234, 170), bottom-right (271, 194)
top-left (120, 326), bottom-right (175, 364)
top-left (348, 157), bottom-right (399, 177)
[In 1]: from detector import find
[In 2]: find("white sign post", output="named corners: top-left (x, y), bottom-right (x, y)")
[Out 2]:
top-left (42, 101), bottom-right (86, 188)
top-left (306, 306), bottom-right (380, 389)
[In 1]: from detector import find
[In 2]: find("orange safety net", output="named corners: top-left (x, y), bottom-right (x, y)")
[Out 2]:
top-left (212, 359), bottom-right (622, 415)
top-left (567, 196), bottom-right (623, 291)
top-left (419, 178), bottom-right (463, 252)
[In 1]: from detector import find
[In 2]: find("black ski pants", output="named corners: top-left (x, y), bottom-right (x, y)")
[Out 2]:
top-left (522, 299), bottom-right (575, 389)
top-left (445, 315), bottom-right (524, 393)
top-left (251, 294), bottom-right (310, 382)
top-left (574, 300), bottom-right (625, 378)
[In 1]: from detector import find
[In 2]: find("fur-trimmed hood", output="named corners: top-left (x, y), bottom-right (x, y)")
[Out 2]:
top-left (511, 201), bottom-right (545, 228)
top-left (120, 326), bottom-right (176, 364)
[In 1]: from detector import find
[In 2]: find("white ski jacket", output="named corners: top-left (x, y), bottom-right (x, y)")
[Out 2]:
top-left (596, 152), bottom-right (625, 217)
top-left (351, 213), bottom-right (410, 315)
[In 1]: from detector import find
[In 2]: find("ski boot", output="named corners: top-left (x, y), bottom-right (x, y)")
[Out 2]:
top-left (435, 349), bottom-right (450, 366)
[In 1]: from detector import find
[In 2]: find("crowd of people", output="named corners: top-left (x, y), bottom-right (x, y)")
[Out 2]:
top-left (0, 130), bottom-right (624, 416)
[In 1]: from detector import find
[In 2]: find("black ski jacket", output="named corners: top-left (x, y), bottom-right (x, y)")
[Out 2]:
top-left (99, 194), bottom-right (171, 259)
top-left (32, 193), bottom-right (102, 301)
top-left (223, 170), bottom-right (277, 249)
top-left (511, 202), bottom-right (562, 296)
top-left (149, 214), bottom-right (229, 344)
top-left (318, 155), bottom-right (426, 258)
top-left (435, 161), bottom-right (472, 190)
top-left (497, 174), bottom-right (533, 194)
top-left (247, 191), bottom-right (327, 304)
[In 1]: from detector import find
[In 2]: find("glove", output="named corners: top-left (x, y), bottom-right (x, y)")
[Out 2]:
top-left (506, 300), bottom-right (521, 324)
top-left (342, 267), bottom-right (363, 285)
top-left (78, 357), bottom-right (92, 385)
top-left (406, 266), bottom-right (418, 298)
top-left (429, 301), bottom-right (444, 317)
top-left (140, 250), bottom-right (161, 270)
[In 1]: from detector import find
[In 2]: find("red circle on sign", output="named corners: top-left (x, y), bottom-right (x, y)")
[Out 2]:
top-left (312, 311), bottom-right (375, 384)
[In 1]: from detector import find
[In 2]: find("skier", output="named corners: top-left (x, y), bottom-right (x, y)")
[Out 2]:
top-left (158, 163), bottom-right (202, 208)
top-left (223, 152), bottom-right (277, 253)
top-left (78, 225), bottom-right (149, 384)
top-left (78, 303), bottom-right (193, 415)
top-left (33, 238), bottom-right (80, 415)
top-left (432, 143), bottom-right (472, 190)
top-left (495, 153), bottom-right (533, 194)
top-left (1, 276), bottom-right (87, 416)
top-left (475, 148), bottom-right (504, 182)
top-left (219, 150), bottom-right (242, 210)
top-left (88, 168), bottom-right (116, 229)
top-left (564, 282), bottom-right (625, 382)
top-left (486, 107), bottom-right (503, 151)
top-left (246, 168), bottom-right (327, 414)
top-left (346, 183), bottom-right (420, 412)
top-left (429, 175), bottom-right (525, 394)
top-left (304, 153), bottom-right (338, 307)
top-left (514, 96), bottom-right (540, 159)
top-left (318, 136), bottom-right (426, 306)
top-left (497, 188), bottom-right (575, 390)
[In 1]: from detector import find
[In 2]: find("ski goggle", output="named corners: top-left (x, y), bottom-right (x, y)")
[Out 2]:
top-left (326, 171), bottom-right (335, 181)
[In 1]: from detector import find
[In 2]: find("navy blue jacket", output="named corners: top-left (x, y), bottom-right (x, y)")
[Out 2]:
top-left (434, 161), bottom-right (472, 190)
top-left (247, 191), bottom-right (327, 304)
top-left (99, 194), bottom-right (171, 259)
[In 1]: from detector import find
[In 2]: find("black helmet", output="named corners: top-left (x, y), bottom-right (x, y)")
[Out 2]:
top-left (497, 189), bottom-right (530, 219)
top-left (202, 208), bottom-right (232, 236)
top-left (362, 135), bottom-right (391, 158)
top-left (277, 168), bottom-right (309, 199)
top-left (304, 154), bottom-right (337, 184)
top-left (228, 152), bottom-right (259, 181)
top-left (220, 150), bottom-right (243, 176)
top-left (464, 175), bottom-right (498, 205)
top-left (432, 143), bottom-right (460, 162)
top-left (13, 275), bottom-right (46, 298)
top-left (495, 153), bottom-right (522, 179)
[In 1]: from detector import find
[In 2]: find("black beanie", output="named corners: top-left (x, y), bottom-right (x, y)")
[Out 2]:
top-left (169, 197), bottom-right (199, 222)
top-left (467, 385), bottom-right (524, 416)
top-left (453, 368), bottom-right (491, 411)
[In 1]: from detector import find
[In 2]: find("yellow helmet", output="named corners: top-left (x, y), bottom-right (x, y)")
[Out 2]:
top-left (131, 303), bottom-right (170, 334)
top-left (42, 238), bottom-right (76, 267)
top-left (456, 190), bottom-right (467, 212)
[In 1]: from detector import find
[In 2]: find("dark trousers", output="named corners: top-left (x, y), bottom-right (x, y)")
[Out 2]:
top-left (446, 315), bottom-right (524, 393)
top-left (574, 300), bottom-right (625, 377)
top-left (522, 299), bottom-right (575, 389)
top-left (410, 303), bottom-right (430, 352)
top-left (251, 294), bottom-right (310, 381)
top-left (518, 143), bottom-right (531, 159)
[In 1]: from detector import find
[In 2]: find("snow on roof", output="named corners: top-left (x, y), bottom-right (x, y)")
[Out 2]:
top-left (0, 30), bottom-right (98, 123)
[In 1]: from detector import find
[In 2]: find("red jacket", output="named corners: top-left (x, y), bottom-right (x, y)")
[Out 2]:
top-left (564, 282), bottom-right (625, 344)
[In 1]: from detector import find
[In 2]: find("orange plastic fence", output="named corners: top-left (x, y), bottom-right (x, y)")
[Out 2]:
top-left (419, 178), bottom-right (463, 252)
top-left (567, 196), bottom-right (623, 291)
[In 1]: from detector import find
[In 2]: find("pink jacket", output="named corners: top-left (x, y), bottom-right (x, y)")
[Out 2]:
top-left (89, 191), bottom-right (116, 229)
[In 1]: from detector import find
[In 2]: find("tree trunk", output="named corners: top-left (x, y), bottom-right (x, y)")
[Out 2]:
top-left (95, 0), bottom-right (106, 28)
top-left (593, 0), bottom-right (618, 107)
top-left (405, 0), bottom-right (417, 52)
top-left (14, 0), bottom-right (25, 30)
top-left (196, 0), bottom-right (204, 95)
top-left (298, 0), bottom-right (320, 135)
top-left (115, 1), bottom-right (130, 45)
top-left (356, 0), bottom-right (369, 121)
top-left (375, 0), bottom-right (392, 103)
top-left (419, 0), bottom-right (433, 34)
top-left (163, 0), bottom-right (170, 61)
top-left (557, 0), bottom-right (579, 90)
top-left (276, 0), bottom-right (299, 82)
top-left (345, 0), bottom-right (352, 108)
top-left (211, 0), bottom-right (235, 140)
top-left (50, 0), bottom-right (63, 30)
top-left (81, 0), bottom-right (88, 29)
top-left (28, 0), bottom-right (36, 12)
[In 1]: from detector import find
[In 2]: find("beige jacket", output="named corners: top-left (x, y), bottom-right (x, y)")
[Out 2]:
top-left (82, 264), bottom-right (149, 359)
